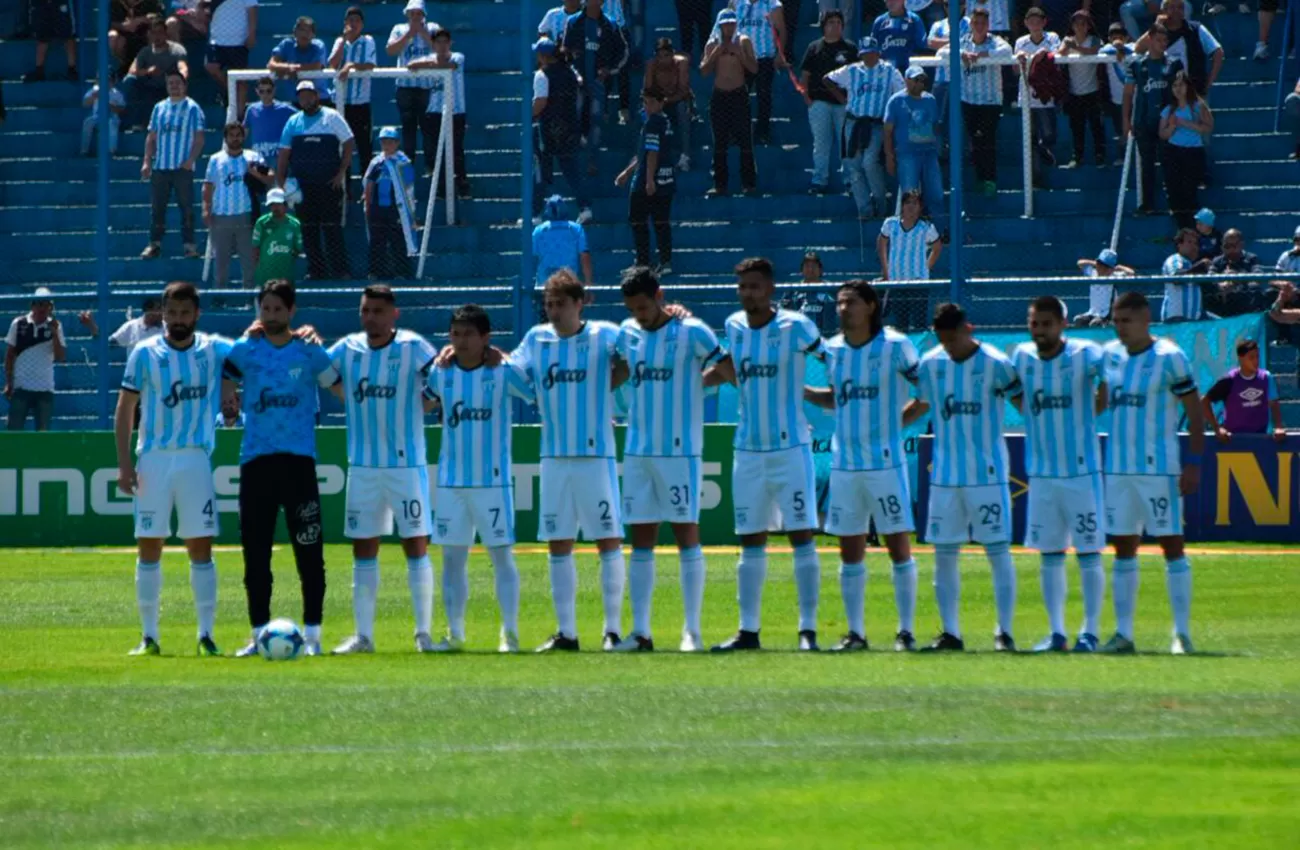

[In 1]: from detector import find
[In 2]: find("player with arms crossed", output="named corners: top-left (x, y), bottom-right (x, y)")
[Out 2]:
top-left (327, 285), bottom-right (441, 655)
top-left (908, 303), bottom-right (1022, 652)
top-left (116, 281), bottom-right (230, 656)
top-left (613, 267), bottom-right (727, 652)
top-left (1009, 296), bottom-right (1109, 653)
top-left (424, 305), bottom-right (534, 653)
top-left (804, 281), bottom-right (924, 652)
top-left (1101, 292), bottom-right (1205, 655)
top-left (710, 257), bottom-right (824, 652)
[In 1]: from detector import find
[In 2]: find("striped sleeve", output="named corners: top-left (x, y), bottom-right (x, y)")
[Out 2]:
top-left (122, 344), bottom-right (146, 392)
top-left (1166, 347), bottom-right (1196, 396)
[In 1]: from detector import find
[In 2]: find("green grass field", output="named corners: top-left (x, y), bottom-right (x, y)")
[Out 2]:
top-left (2, 544), bottom-right (1297, 849)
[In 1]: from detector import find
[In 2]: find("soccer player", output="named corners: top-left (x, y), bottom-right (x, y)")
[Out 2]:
top-left (223, 281), bottom-right (341, 658)
top-left (1008, 296), bottom-right (1109, 653)
top-left (710, 257), bottom-right (824, 653)
top-left (908, 303), bottom-right (1022, 652)
top-left (613, 267), bottom-right (727, 652)
top-left (425, 305), bottom-right (535, 653)
top-left (1101, 291), bottom-right (1205, 655)
top-left (327, 285), bottom-right (441, 654)
top-left (513, 270), bottom-right (627, 652)
top-left (114, 281), bottom-right (230, 657)
top-left (804, 281), bottom-right (923, 652)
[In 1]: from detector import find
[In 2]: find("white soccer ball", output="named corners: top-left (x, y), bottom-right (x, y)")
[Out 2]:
top-left (256, 618), bottom-right (305, 661)
top-left (282, 178), bottom-right (303, 208)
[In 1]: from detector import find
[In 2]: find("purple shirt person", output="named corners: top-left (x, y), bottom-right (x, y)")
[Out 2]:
top-left (1202, 340), bottom-right (1286, 442)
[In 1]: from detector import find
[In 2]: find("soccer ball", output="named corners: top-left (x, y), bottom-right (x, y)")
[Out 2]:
top-left (281, 178), bottom-right (303, 208)
top-left (256, 618), bottom-right (305, 661)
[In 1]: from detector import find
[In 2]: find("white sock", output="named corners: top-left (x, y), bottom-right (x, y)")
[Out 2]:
top-left (599, 548), bottom-right (626, 635)
top-left (352, 558), bottom-right (379, 640)
top-left (1040, 552), bottom-right (1067, 636)
top-left (1165, 556), bottom-right (1192, 637)
top-left (839, 561), bottom-right (866, 637)
top-left (487, 545), bottom-right (520, 634)
top-left (892, 558), bottom-right (917, 634)
top-left (933, 544), bottom-right (962, 637)
top-left (136, 559), bottom-right (162, 640)
top-left (986, 541), bottom-right (1017, 637)
top-left (548, 553), bottom-right (578, 638)
top-left (304, 624), bottom-right (321, 643)
top-left (628, 548), bottom-right (655, 638)
top-left (1112, 556), bottom-right (1140, 640)
top-left (440, 546), bottom-right (469, 641)
top-left (793, 541), bottom-right (820, 633)
top-left (1077, 552), bottom-right (1104, 637)
top-left (737, 545), bottom-right (767, 632)
top-left (679, 545), bottom-right (706, 636)
top-left (407, 554), bottom-right (435, 637)
top-left (189, 560), bottom-right (217, 639)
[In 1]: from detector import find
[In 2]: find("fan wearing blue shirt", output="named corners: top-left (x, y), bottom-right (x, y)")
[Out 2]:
top-left (243, 77), bottom-right (298, 165)
top-left (268, 16), bottom-right (332, 105)
top-left (884, 65), bottom-right (944, 233)
top-left (532, 195), bottom-right (593, 291)
top-left (872, 0), bottom-right (927, 71)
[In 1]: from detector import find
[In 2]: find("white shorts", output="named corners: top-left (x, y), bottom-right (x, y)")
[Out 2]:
top-left (344, 466), bottom-right (433, 540)
top-left (133, 449), bottom-right (217, 539)
top-left (539, 457), bottom-right (622, 541)
top-left (621, 455), bottom-right (703, 525)
top-left (1025, 474), bottom-right (1105, 553)
top-left (1105, 474), bottom-right (1182, 537)
top-left (732, 445), bottom-right (819, 535)
top-left (826, 465), bottom-right (915, 537)
top-left (926, 483), bottom-right (1012, 545)
top-left (434, 485), bottom-right (515, 547)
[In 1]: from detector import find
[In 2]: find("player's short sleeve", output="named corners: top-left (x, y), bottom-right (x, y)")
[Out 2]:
top-left (504, 362), bottom-right (535, 402)
top-left (1164, 347), bottom-right (1195, 396)
top-left (913, 357), bottom-right (934, 402)
top-left (791, 312), bottom-right (823, 355)
top-left (895, 336), bottom-right (921, 383)
top-left (598, 323), bottom-right (619, 356)
top-left (121, 343), bottom-right (147, 392)
top-left (308, 344), bottom-right (340, 387)
top-left (413, 336), bottom-right (438, 375)
top-left (222, 338), bottom-right (248, 379)
top-left (509, 329), bottom-right (535, 377)
top-left (1083, 342), bottom-right (1104, 382)
top-left (994, 353), bottom-right (1021, 396)
top-left (1203, 375), bottom-right (1231, 403)
top-left (423, 364), bottom-right (442, 401)
top-left (691, 321), bottom-right (723, 366)
top-left (326, 338), bottom-right (347, 372)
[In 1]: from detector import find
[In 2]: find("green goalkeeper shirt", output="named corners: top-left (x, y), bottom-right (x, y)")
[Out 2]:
top-left (252, 212), bottom-right (303, 284)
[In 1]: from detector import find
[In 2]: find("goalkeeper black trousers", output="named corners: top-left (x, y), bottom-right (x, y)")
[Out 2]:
top-left (238, 453), bottom-right (326, 628)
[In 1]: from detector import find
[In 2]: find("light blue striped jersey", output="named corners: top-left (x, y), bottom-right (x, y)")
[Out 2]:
top-left (425, 52), bottom-right (467, 115)
top-left (968, 0), bottom-right (1010, 32)
top-left (725, 309), bottom-right (824, 452)
top-left (224, 337), bottom-right (339, 463)
top-left (825, 60), bottom-right (904, 118)
top-left (1160, 252), bottom-right (1202, 321)
top-left (710, 0), bottom-right (784, 59)
top-left (332, 34), bottom-right (378, 104)
top-left (929, 18), bottom-right (971, 83)
top-left (426, 360), bottom-right (534, 488)
top-left (603, 0), bottom-right (626, 27)
top-left (122, 332), bottom-right (234, 456)
top-left (203, 148), bottom-right (263, 216)
top-left (915, 342), bottom-right (1021, 486)
top-left (1099, 42), bottom-right (1133, 106)
top-left (823, 328), bottom-right (920, 471)
top-left (148, 96), bottom-right (205, 171)
top-left (616, 316), bottom-right (723, 457)
top-left (880, 216), bottom-right (939, 281)
top-left (328, 330), bottom-right (438, 469)
top-left (511, 320), bottom-right (621, 458)
top-left (538, 7), bottom-right (570, 41)
top-left (1102, 338), bottom-right (1196, 476)
top-left (958, 34), bottom-right (1013, 105)
top-left (388, 21), bottom-right (441, 89)
top-left (1010, 338), bottom-right (1105, 479)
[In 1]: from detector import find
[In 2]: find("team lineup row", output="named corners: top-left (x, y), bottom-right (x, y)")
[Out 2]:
top-left (113, 262), bottom-right (1204, 660)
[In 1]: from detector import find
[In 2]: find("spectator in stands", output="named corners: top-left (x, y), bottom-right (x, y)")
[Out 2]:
top-left (878, 189), bottom-right (941, 281)
top-left (912, 0), bottom-right (943, 31)
top-left (1135, 0), bottom-right (1221, 97)
top-left (800, 249), bottom-right (824, 283)
top-left (1119, 0), bottom-right (1188, 39)
top-left (1203, 340), bottom-right (1286, 442)
top-left (531, 38), bottom-right (593, 223)
top-left (1074, 248), bottom-right (1135, 326)
top-left (1159, 71), bottom-right (1211, 230)
top-left (644, 37), bottom-right (694, 171)
top-left (601, 0), bottom-right (634, 126)
top-left (885, 65), bottom-right (944, 233)
top-left (217, 391), bottom-right (245, 428)
top-left (251, 188), bottom-right (302, 285)
top-left (331, 7), bottom-right (378, 195)
top-left (540, 0), bottom-right (583, 42)
top-left (1161, 226), bottom-right (1206, 322)
top-left (1123, 23), bottom-right (1174, 217)
top-left (387, 0), bottom-right (440, 167)
top-left (409, 27), bottom-right (471, 199)
top-left (617, 89), bottom-right (675, 275)
top-left (141, 69), bottom-right (204, 260)
top-left (1207, 228), bottom-right (1267, 316)
top-left (1275, 225), bottom-right (1300, 276)
top-left (76, 298), bottom-right (164, 355)
top-left (1015, 8), bottom-right (1061, 189)
top-left (363, 126), bottom-right (417, 280)
top-left (1059, 11), bottom-right (1107, 169)
top-left (711, 0), bottom-right (787, 145)
top-left (120, 15), bottom-right (187, 130)
top-left (676, 0), bottom-right (715, 59)
top-left (276, 81), bottom-right (355, 280)
top-left (81, 74), bottom-right (126, 156)
top-left (204, 0), bottom-right (257, 113)
top-left (562, 0), bottom-right (629, 174)
top-left (1194, 207), bottom-right (1221, 261)
top-left (166, 0), bottom-right (208, 45)
top-left (1285, 76), bottom-right (1300, 160)
top-left (110, 0), bottom-right (162, 69)
top-left (1098, 22), bottom-right (1131, 167)
top-left (269, 16), bottom-right (331, 105)
top-left (533, 195), bottom-right (593, 288)
top-left (1246, 0), bottom-right (1279, 62)
top-left (959, 8), bottom-right (1011, 197)
top-left (799, 10), bottom-right (854, 195)
top-left (243, 76), bottom-right (294, 165)
top-left (23, 0), bottom-right (78, 81)
top-left (871, 0), bottom-right (926, 73)
top-left (205, 122), bottom-right (271, 291)
top-left (925, 4), bottom-right (966, 161)
top-left (1269, 281), bottom-right (1300, 335)
top-left (702, 10), bottom-right (758, 196)
top-left (4, 288), bottom-right (64, 431)
top-left (969, 0), bottom-right (1010, 34)
top-left (825, 38), bottom-right (901, 218)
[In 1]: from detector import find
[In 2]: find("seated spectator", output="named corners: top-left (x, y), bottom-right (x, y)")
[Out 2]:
top-left (252, 188), bottom-right (303, 286)
top-left (82, 75), bottom-right (126, 156)
top-left (1285, 76), bottom-right (1300, 160)
top-left (1208, 228), bottom-right (1267, 316)
top-left (1098, 23), bottom-right (1132, 167)
top-left (120, 15), bottom-right (188, 129)
top-left (1074, 248), bottom-right (1135, 326)
top-left (204, 0), bottom-right (256, 114)
top-left (644, 37), bottom-right (694, 171)
top-left (110, 0), bottom-right (163, 67)
top-left (872, 0), bottom-right (927, 73)
top-left (363, 126), bottom-right (417, 280)
top-left (1202, 340), bottom-right (1286, 442)
top-left (1161, 226), bottom-right (1208, 322)
top-left (23, 0), bottom-right (78, 81)
top-left (1269, 281), bottom-right (1300, 343)
top-left (166, 0), bottom-right (209, 45)
top-left (1275, 225), bottom-right (1300, 276)
top-left (1059, 10), bottom-right (1107, 169)
top-left (800, 249), bottom-right (823, 283)
top-left (1158, 71), bottom-right (1212, 230)
top-left (539, 0), bottom-right (582, 43)
top-left (269, 16), bottom-right (332, 105)
top-left (826, 38), bottom-right (903, 218)
top-left (4, 287), bottom-right (65, 432)
top-left (1194, 206), bottom-right (1221, 261)
top-left (799, 11), bottom-right (853, 195)
top-left (532, 195), bottom-right (593, 289)
top-left (408, 27), bottom-right (471, 198)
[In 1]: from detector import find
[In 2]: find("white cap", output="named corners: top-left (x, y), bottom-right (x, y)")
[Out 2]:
top-left (296, 80), bottom-right (316, 92)
top-left (32, 287), bottom-right (54, 302)
top-left (266, 188), bottom-right (287, 205)
top-left (404, 0), bottom-right (425, 13)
